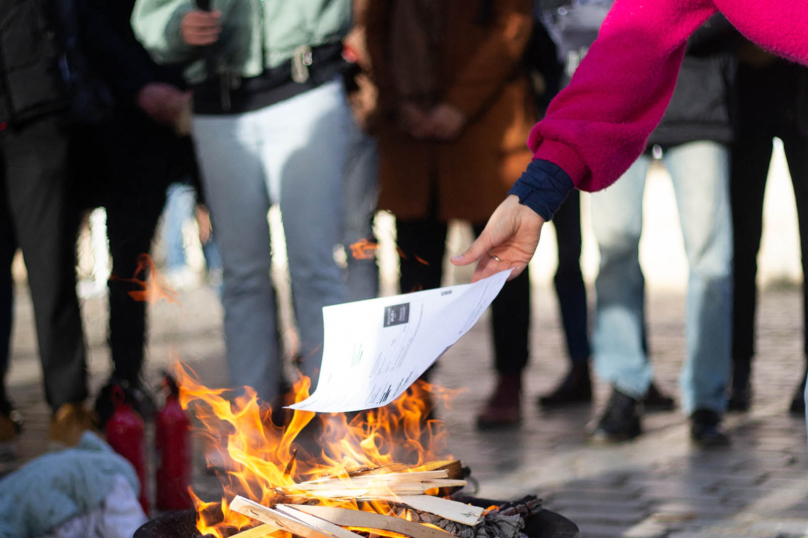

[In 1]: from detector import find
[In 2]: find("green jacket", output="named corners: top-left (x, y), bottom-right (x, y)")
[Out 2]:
top-left (131, 0), bottom-right (352, 83)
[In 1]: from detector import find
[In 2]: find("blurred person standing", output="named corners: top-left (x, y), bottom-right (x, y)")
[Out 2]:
top-left (343, 0), bottom-right (380, 303)
top-left (0, 0), bottom-right (93, 454)
top-left (588, 15), bottom-right (739, 446)
top-left (729, 43), bottom-right (808, 415)
top-left (132, 0), bottom-right (353, 405)
top-left (68, 0), bottom-right (196, 425)
top-left (366, 0), bottom-right (535, 428)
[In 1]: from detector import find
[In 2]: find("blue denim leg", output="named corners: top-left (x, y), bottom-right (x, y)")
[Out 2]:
top-left (591, 156), bottom-right (653, 400)
top-left (252, 79), bottom-right (351, 383)
top-left (343, 118), bottom-right (380, 303)
top-left (162, 183), bottom-right (196, 270)
top-left (192, 114), bottom-right (281, 403)
top-left (665, 141), bottom-right (732, 415)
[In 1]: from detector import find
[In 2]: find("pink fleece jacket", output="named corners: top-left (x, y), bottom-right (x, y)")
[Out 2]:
top-left (531, 0), bottom-right (808, 192)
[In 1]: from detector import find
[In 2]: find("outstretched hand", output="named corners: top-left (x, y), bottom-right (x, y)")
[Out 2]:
top-left (451, 195), bottom-right (544, 282)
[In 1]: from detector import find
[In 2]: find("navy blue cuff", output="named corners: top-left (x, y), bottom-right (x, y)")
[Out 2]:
top-left (508, 159), bottom-right (575, 221)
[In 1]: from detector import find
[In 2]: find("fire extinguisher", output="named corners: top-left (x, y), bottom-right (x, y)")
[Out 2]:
top-left (155, 374), bottom-right (192, 511)
top-left (105, 385), bottom-right (149, 516)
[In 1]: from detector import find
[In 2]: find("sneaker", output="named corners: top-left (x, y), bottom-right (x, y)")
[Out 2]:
top-left (789, 370), bottom-right (806, 416)
top-left (0, 401), bottom-right (22, 461)
top-left (690, 409), bottom-right (730, 447)
top-left (643, 382), bottom-right (676, 412)
top-left (589, 388), bottom-right (642, 444)
top-left (476, 374), bottom-right (522, 430)
top-left (49, 403), bottom-right (98, 449)
top-left (537, 362), bottom-right (592, 408)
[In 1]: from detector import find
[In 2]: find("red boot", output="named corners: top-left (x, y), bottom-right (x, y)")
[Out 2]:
top-left (475, 374), bottom-right (522, 430)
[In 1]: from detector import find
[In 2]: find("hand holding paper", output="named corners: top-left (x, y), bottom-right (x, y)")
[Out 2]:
top-left (289, 270), bottom-right (512, 413)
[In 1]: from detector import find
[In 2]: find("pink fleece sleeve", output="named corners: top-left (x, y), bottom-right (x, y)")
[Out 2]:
top-left (530, 0), bottom-right (718, 192)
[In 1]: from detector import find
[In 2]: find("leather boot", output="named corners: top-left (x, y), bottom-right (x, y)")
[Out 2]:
top-left (476, 374), bottom-right (522, 430)
top-left (589, 387), bottom-right (642, 444)
top-left (538, 362), bottom-right (592, 408)
top-left (643, 382), bottom-right (676, 412)
top-left (690, 409), bottom-right (730, 447)
top-left (789, 366), bottom-right (807, 415)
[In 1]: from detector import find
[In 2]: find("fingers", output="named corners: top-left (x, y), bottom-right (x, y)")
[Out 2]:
top-left (469, 253), bottom-right (524, 283)
top-left (451, 232), bottom-right (493, 267)
top-left (182, 10), bottom-right (222, 45)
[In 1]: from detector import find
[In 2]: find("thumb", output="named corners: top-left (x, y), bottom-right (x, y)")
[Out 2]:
top-left (451, 232), bottom-right (493, 267)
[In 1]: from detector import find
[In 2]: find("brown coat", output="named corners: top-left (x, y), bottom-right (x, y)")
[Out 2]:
top-left (366, 0), bottom-right (535, 223)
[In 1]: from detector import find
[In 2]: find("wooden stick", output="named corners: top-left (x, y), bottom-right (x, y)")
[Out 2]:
top-left (274, 505), bottom-right (367, 538)
top-left (288, 505), bottom-right (455, 538)
top-left (229, 496), bottom-right (333, 538)
top-left (283, 481), bottom-right (467, 499)
top-left (283, 471), bottom-right (451, 490)
top-left (374, 495), bottom-right (484, 526)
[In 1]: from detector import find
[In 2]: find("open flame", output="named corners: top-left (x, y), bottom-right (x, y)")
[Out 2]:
top-left (111, 253), bottom-right (179, 304)
top-left (174, 363), bottom-right (462, 537)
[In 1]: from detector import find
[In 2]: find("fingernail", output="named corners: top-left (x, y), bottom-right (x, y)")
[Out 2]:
top-left (451, 256), bottom-right (461, 262)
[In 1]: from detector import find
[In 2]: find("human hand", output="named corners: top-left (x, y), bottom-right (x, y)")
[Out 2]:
top-left (136, 83), bottom-right (192, 125)
top-left (427, 103), bottom-right (466, 140)
top-left (196, 204), bottom-right (212, 244)
top-left (180, 9), bottom-right (221, 46)
top-left (398, 102), bottom-right (432, 139)
top-left (451, 195), bottom-right (544, 282)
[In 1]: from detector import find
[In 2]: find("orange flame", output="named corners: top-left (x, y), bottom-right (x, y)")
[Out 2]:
top-left (174, 362), bottom-right (463, 537)
top-left (349, 239), bottom-right (379, 261)
top-left (110, 253), bottom-right (179, 304)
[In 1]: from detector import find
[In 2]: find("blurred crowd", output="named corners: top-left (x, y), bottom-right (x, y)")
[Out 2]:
top-left (1, 0), bottom-right (807, 467)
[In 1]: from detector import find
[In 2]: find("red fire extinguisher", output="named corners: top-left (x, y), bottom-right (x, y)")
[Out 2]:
top-left (155, 374), bottom-right (192, 510)
top-left (106, 385), bottom-right (149, 516)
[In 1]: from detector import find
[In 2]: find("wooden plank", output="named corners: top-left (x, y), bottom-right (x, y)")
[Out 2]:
top-left (288, 505), bottom-right (454, 538)
top-left (283, 471), bottom-right (451, 490)
top-left (230, 524), bottom-right (279, 538)
top-left (229, 496), bottom-right (335, 538)
top-left (273, 505), bottom-right (367, 538)
top-left (283, 481), bottom-right (467, 499)
top-left (375, 495), bottom-right (484, 526)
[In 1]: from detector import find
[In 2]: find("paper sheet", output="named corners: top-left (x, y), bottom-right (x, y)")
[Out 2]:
top-left (288, 270), bottom-right (511, 413)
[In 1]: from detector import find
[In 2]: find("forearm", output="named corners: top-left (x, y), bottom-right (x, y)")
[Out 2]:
top-left (528, 0), bottom-right (717, 193)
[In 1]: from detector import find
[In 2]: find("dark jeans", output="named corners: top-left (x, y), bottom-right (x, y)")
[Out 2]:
top-left (552, 190), bottom-right (591, 364)
top-left (731, 62), bottom-right (808, 372)
top-left (396, 218), bottom-right (531, 375)
top-left (0, 114), bottom-right (87, 411)
top-left (74, 110), bottom-right (185, 386)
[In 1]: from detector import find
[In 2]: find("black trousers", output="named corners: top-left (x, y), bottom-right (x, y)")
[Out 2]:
top-left (396, 218), bottom-right (531, 375)
top-left (731, 61), bottom-right (808, 369)
top-left (0, 114), bottom-right (87, 411)
top-left (74, 110), bottom-right (183, 386)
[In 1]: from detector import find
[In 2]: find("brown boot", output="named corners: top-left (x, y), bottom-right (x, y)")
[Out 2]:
top-left (49, 403), bottom-right (97, 449)
top-left (475, 374), bottom-right (522, 430)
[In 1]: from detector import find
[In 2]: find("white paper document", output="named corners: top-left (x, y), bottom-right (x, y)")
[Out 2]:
top-left (288, 270), bottom-right (512, 413)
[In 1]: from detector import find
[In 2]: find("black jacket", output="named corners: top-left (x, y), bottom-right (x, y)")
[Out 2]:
top-left (648, 14), bottom-right (740, 147)
top-left (0, 0), bottom-right (70, 126)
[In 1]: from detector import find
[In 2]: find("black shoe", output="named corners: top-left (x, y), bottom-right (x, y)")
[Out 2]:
top-left (94, 378), bottom-right (156, 429)
top-left (789, 371), bottom-right (806, 416)
top-left (476, 374), bottom-right (522, 430)
top-left (643, 382), bottom-right (675, 412)
top-left (589, 388), bottom-right (642, 444)
top-left (690, 409), bottom-right (730, 447)
top-left (538, 363), bottom-right (592, 408)
top-left (727, 361), bottom-right (752, 412)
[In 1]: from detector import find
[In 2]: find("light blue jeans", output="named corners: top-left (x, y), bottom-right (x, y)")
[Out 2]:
top-left (343, 117), bottom-right (379, 302)
top-left (192, 79), bottom-right (352, 402)
top-left (591, 141), bottom-right (733, 415)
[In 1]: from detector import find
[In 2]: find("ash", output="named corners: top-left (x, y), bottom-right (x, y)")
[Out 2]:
top-left (408, 496), bottom-right (544, 538)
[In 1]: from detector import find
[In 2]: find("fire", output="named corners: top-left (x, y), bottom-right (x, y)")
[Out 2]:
top-left (173, 363), bottom-right (463, 537)
top-left (350, 239), bottom-right (379, 260)
top-left (111, 253), bottom-right (179, 304)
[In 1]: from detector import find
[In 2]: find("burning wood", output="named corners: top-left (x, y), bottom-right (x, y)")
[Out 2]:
top-left (172, 365), bottom-right (542, 538)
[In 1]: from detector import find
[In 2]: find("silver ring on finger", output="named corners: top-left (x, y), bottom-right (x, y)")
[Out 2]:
top-left (492, 255), bottom-right (502, 262)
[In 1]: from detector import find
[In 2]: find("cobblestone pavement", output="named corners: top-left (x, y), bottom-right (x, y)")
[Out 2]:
top-left (3, 281), bottom-right (808, 538)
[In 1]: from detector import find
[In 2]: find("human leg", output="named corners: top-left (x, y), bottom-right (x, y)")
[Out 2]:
top-left (728, 131), bottom-right (772, 410)
top-left (782, 132), bottom-right (808, 414)
top-left (665, 141), bottom-right (733, 422)
top-left (2, 115), bottom-right (90, 444)
top-left (343, 118), bottom-right (380, 302)
top-left (193, 113), bottom-right (281, 403)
